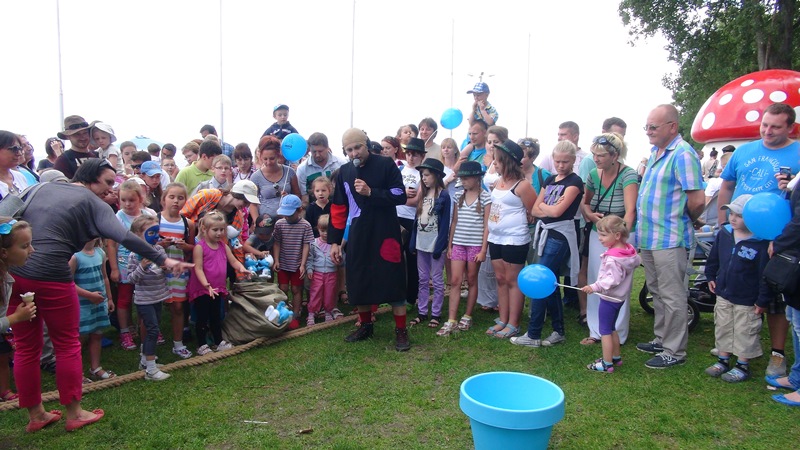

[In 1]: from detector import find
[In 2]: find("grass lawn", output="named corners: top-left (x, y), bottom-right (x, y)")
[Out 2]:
top-left (1, 269), bottom-right (797, 449)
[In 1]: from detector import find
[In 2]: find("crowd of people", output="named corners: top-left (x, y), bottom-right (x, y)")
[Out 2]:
top-left (1, 87), bottom-right (800, 433)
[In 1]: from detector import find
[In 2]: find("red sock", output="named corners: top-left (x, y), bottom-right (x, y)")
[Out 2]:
top-left (358, 311), bottom-right (373, 325)
top-left (394, 314), bottom-right (406, 329)
top-left (371, 304), bottom-right (378, 312)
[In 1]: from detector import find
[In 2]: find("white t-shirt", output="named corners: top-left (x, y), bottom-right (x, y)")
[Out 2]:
top-left (396, 165), bottom-right (420, 220)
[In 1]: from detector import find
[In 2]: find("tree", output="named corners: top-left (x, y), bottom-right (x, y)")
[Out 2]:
top-left (619, 0), bottom-right (800, 142)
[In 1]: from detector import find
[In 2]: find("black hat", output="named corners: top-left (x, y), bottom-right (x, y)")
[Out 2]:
top-left (457, 161), bottom-right (485, 177)
top-left (417, 158), bottom-right (445, 177)
top-left (368, 140), bottom-right (383, 155)
top-left (402, 137), bottom-right (426, 154)
top-left (496, 140), bottom-right (524, 165)
top-left (254, 213), bottom-right (276, 234)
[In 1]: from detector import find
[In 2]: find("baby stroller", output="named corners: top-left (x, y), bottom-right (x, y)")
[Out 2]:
top-left (638, 226), bottom-right (717, 331)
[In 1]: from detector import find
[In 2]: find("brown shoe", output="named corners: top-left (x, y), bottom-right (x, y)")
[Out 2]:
top-left (395, 327), bottom-right (411, 352)
top-left (345, 323), bottom-right (373, 342)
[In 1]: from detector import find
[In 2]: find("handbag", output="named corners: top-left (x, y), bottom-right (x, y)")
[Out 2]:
top-left (763, 252), bottom-right (800, 308)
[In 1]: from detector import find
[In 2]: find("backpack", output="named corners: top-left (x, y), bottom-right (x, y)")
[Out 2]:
top-left (0, 182), bottom-right (48, 219)
top-left (156, 211), bottom-right (191, 242)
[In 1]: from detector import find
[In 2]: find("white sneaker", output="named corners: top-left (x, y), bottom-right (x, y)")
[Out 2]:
top-left (145, 370), bottom-right (171, 381)
top-left (541, 331), bottom-right (566, 347)
top-left (215, 341), bottom-right (234, 352)
top-left (197, 344), bottom-right (213, 356)
top-left (139, 357), bottom-right (163, 370)
top-left (172, 346), bottom-right (193, 359)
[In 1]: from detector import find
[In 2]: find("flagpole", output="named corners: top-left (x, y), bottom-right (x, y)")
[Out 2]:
top-left (350, 0), bottom-right (356, 127)
top-left (56, 0), bottom-right (65, 125)
top-left (219, 0), bottom-right (225, 141)
top-left (525, 32), bottom-right (531, 137)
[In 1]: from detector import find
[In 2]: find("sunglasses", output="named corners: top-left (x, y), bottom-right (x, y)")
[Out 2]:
top-left (518, 139), bottom-right (538, 148)
top-left (642, 121), bottom-right (674, 132)
top-left (5, 145), bottom-right (23, 154)
top-left (592, 136), bottom-right (620, 154)
top-left (65, 122), bottom-right (90, 131)
top-left (131, 164), bottom-right (143, 170)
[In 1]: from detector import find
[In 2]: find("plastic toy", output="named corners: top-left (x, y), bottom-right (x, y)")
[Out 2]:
top-left (265, 301), bottom-right (293, 326)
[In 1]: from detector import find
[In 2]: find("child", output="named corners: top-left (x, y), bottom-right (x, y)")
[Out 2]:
top-left (161, 157), bottom-right (179, 182)
top-left (305, 176), bottom-right (332, 237)
top-left (159, 183), bottom-right (196, 359)
top-left (440, 161), bottom-right (491, 336)
top-left (91, 122), bottom-right (121, 172)
top-left (232, 143), bottom-right (257, 182)
top-left (107, 179), bottom-right (156, 351)
top-left (409, 159), bottom-right (451, 329)
top-left (262, 104), bottom-right (299, 140)
top-left (305, 215), bottom-right (344, 325)
top-left (273, 195), bottom-right (314, 329)
top-left (580, 216), bottom-right (640, 372)
top-left (0, 218), bottom-right (37, 402)
top-left (245, 213), bottom-right (275, 260)
top-left (126, 215), bottom-right (171, 381)
top-left (188, 211), bottom-right (250, 355)
top-left (70, 238), bottom-right (116, 381)
top-left (704, 194), bottom-right (770, 382)
top-left (467, 82), bottom-right (498, 126)
top-left (192, 154), bottom-right (232, 196)
top-left (119, 141), bottom-right (137, 176)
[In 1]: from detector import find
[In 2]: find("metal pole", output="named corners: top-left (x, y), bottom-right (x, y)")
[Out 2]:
top-left (525, 32), bottom-right (531, 137)
top-left (219, 0), bottom-right (224, 142)
top-left (450, 18), bottom-right (454, 138)
top-left (350, 0), bottom-right (356, 127)
top-left (56, 0), bottom-right (65, 125)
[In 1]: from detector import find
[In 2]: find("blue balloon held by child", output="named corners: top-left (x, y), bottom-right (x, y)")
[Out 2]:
top-left (518, 264), bottom-right (557, 299)
top-left (440, 108), bottom-right (463, 130)
top-left (281, 133), bottom-right (307, 162)
top-left (742, 192), bottom-right (791, 240)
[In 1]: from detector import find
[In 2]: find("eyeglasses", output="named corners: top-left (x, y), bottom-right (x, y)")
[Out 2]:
top-left (5, 145), bottom-right (23, 154)
top-left (131, 164), bottom-right (143, 170)
top-left (642, 121), bottom-right (674, 132)
top-left (65, 122), bottom-right (89, 130)
top-left (592, 136), bottom-right (620, 154)
top-left (273, 183), bottom-right (280, 192)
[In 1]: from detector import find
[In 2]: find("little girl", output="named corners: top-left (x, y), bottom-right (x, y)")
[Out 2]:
top-left (159, 183), bottom-right (196, 359)
top-left (69, 238), bottom-right (116, 381)
top-left (91, 123), bottom-right (120, 172)
top-left (108, 179), bottom-right (155, 351)
top-left (440, 161), bottom-right (491, 336)
top-left (409, 158), bottom-right (451, 328)
top-left (305, 177), bottom-right (331, 238)
top-left (188, 211), bottom-right (250, 355)
top-left (306, 215), bottom-right (343, 325)
top-left (0, 218), bottom-right (37, 402)
top-left (580, 215), bottom-right (640, 373)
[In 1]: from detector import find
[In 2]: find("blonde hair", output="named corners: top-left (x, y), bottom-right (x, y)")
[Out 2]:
top-left (130, 214), bottom-right (158, 234)
top-left (0, 217), bottom-right (31, 304)
top-left (199, 210), bottom-right (227, 236)
top-left (440, 138), bottom-right (460, 162)
top-left (552, 140), bottom-right (577, 157)
top-left (311, 176), bottom-right (332, 192)
top-left (591, 132), bottom-right (628, 162)
top-left (119, 179), bottom-right (150, 207)
top-left (212, 154), bottom-right (232, 168)
top-left (317, 214), bottom-right (330, 232)
top-left (596, 215), bottom-right (629, 240)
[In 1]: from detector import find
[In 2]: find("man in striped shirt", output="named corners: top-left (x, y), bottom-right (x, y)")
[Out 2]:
top-left (635, 104), bottom-right (705, 369)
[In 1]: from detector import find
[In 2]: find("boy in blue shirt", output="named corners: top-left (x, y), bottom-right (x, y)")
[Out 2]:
top-left (261, 104), bottom-right (299, 139)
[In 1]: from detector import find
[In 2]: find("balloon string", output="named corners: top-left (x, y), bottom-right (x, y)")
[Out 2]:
top-left (555, 283), bottom-right (625, 303)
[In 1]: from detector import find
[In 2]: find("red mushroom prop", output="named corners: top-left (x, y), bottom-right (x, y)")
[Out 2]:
top-left (691, 69), bottom-right (800, 153)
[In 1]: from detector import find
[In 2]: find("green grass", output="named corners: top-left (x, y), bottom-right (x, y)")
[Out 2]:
top-left (1, 270), bottom-right (798, 449)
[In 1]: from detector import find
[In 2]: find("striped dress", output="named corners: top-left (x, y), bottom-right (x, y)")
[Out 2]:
top-left (160, 214), bottom-right (190, 303)
top-left (74, 248), bottom-right (111, 334)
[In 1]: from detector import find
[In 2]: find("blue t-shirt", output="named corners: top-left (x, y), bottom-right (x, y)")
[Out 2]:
top-left (721, 140), bottom-right (800, 199)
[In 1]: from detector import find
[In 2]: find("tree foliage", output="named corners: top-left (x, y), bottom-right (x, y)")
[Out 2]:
top-left (619, 0), bottom-right (800, 139)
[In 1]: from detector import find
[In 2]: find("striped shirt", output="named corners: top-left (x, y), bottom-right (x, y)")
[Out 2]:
top-left (585, 165), bottom-right (638, 231)
top-left (452, 190), bottom-right (491, 246)
top-left (274, 218), bottom-right (314, 272)
top-left (636, 135), bottom-right (703, 250)
top-left (74, 248), bottom-right (111, 334)
top-left (159, 215), bottom-right (190, 302)
top-left (127, 245), bottom-right (170, 305)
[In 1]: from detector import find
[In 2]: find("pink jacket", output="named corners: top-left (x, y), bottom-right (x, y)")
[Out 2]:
top-left (588, 243), bottom-right (641, 303)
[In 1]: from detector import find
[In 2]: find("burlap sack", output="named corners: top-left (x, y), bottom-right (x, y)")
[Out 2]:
top-left (222, 281), bottom-right (289, 345)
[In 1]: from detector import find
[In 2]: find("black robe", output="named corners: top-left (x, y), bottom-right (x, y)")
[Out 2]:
top-left (328, 154), bottom-right (407, 305)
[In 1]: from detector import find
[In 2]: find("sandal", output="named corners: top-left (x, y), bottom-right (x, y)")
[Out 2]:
top-left (580, 337), bottom-right (600, 345)
top-left (494, 324), bottom-right (519, 339)
top-left (457, 315), bottom-right (472, 331)
top-left (587, 359), bottom-right (615, 373)
top-left (408, 316), bottom-right (425, 328)
top-left (331, 308), bottom-right (344, 319)
top-left (428, 317), bottom-right (441, 328)
top-left (89, 367), bottom-right (117, 381)
top-left (0, 389), bottom-right (19, 402)
top-left (486, 321), bottom-right (506, 336)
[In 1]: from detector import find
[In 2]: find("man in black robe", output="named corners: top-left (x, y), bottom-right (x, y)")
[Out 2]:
top-left (329, 128), bottom-right (410, 351)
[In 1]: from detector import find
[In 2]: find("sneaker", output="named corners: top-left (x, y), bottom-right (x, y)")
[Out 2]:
top-left (460, 289), bottom-right (469, 299)
top-left (139, 358), bottom-right (163, 370)
top-left (172, 346), bottom-right (193, 359)
top-left (324, 312), bottom-right (334, 322)
top-left (457, 316), bottom-right (473, 331)
top-left (345, 323), bottom-right (374, 343)
top-left (704, 361), bottom-right (729, 377)
top-left (331, 308), bottom-right (344, 320)
top-left (510, 333), bottom-right (541, 348)
top-left (395, 327), bottom-right (411, 352)
top-left (766, 352), bottom-right (787, 377)
top-left (197, 344), bottom-right (213, 356)
top-left (636, 339), bottom-right (663, 354)
top-left (710, 347), bottom-right (719, 357)
top-left (587, 360), bottom-right (614, 373)
top-left (156, 332), bottom-right (165, 345)
top-left (721, 366), bottom-right (750, 383)
top-left (306, 315), bottom-right (316, 327)
top-left (120, 333), bottom-right (137, 351)
top-left (541, 331), bottom-right (566, 347)
top-left (216, 340), bottom-right (233, 352)
top-left (645, 353), bottom-right (686, 369)
top-left (145, 370), bottom-right (171, 381)
top-left (436, 321), bottom-right (458, 336)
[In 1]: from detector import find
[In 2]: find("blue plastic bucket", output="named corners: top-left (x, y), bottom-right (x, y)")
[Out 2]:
top-left (460, 372), bottom-right (565, 449)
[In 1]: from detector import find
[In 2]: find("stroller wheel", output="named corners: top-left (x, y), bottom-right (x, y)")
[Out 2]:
top-left (639, 283), bottom-right (654, 315)
top-left (640, 282), bottom-right (702, 332)
top-left (688, 299), bottom-right (701, 332)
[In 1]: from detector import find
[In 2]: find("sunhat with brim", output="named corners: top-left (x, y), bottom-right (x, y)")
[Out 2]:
top-left (417, 158), bottom-right (445, 177)
top-left (57, 115), bottom-right (95, 139)
top-left (496, 140), bottom-right (524, 165)
top-left (90, 122), bottom-right (117, 143)
top-left (457, 161), bottom-right (485, 177)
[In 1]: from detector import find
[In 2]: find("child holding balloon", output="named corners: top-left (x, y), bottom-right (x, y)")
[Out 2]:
top-left (580, 215), bottom-right (640, 372)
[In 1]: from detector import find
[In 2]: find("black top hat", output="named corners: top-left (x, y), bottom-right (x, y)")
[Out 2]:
top-left (457, 161), bottom-right (485, 177)
top-left (496, 140), bottom-right (524, 165)
top-left (417, 158), bottom-right (445, 177)
top-left (402, 137), bottom-right (426, 154)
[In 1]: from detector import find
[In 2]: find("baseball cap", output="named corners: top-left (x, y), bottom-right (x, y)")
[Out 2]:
top-left (277, 194), bottom-right (302, 216)
top-left (467, 82), bottom-right (490, 94)
top-left (140, 161), bottom-right (161, 177)
top-left (231, 179), bottom-right (260, 205)
top-left (721, 194), bottom-right (752, 215)
top-left (273, 104), bottom-right (289, 112)
top-left (255, 213), bottom-right (275, 234)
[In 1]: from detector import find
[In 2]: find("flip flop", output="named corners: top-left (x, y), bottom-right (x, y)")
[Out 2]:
top-left (26, 410), bottom-right (62, 433)
top-left (580, 337), bottom-right (600, 345)
top-left (65, 409), bottom-right (105, 432)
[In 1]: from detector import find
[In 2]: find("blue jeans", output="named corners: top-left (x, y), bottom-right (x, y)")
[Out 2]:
top-left (528, 236), bottom-right (569, 339)
top-left (787, 306), bottom-right (800, 388)
top-left (136, 303), bottom-right (162, 357)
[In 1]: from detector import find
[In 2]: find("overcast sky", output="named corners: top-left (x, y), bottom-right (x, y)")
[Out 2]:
top-left (0, 0), bottom-right (677, 166)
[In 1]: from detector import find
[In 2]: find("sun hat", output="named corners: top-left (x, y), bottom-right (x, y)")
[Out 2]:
top-left (402, 137), bottom-right (426, 154)
top-left (721, 194), bottom-right (752, 215)
top-left (57, 115), bottom-right (94, 139)
top-left (277, 194), bottom-right (302, 216)
top-left (254, 213), bottom-right (276, 234)
top-left (467, 82), bottom-right (490, 94)
top-left (495, 140), bottom-right (524, 165)
top-left (90, 122), bottom-right (117, 143)
top-left (140, 161), bottom-right (161, 177)
top-left (456, 161), bottom-right (485, 177)
top-left (231, 179), bottom-right (260, 205)
top-left (417, 158), bottom-right (445, 177)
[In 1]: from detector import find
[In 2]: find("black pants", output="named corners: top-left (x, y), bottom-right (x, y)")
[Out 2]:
top-left (399, 217), bottom-right (418, 305)
top-left (194, 294), bottom-right (223, 346)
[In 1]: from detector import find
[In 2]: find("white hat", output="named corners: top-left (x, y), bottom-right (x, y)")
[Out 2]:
top-left (91, 122), bottom-right (117, 143)
top-left (231, 179), bottom-right (260, 204)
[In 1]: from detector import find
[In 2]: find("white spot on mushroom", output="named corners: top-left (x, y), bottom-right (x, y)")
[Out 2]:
top-left (742, 89), bottom-right (764, 103)
top-left (701, 113), bottom-right (715, 130)
top-left (795, 106), bottom-right (800, 118)
top-left (769, 91), bottom-right (788, 102)
top-left (746, 110), bottom-right (760, 122)
top-left (719, 94), bottom-right (733, 105)
top-left (741, 79), bottom-right (755, 87)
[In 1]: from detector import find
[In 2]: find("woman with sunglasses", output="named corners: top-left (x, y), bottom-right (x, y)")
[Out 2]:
top-left (0, 131), bottom-right (31, 200)
top-left (7, 158), bottom-right (193, 433)
top-left (250, 136), bottom-right (301, 217)
top-left (579, 133), bottom-right (638, 346)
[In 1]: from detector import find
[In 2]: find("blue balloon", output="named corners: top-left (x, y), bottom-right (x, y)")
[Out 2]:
top-left (518, 264), bottom-right (557, 299)
top-left (281, 133), bottom-right (307, 162)
top-left (742, 192), bottom-right (791, 240)
top-left (440, 108), bottom-right (463, 130)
